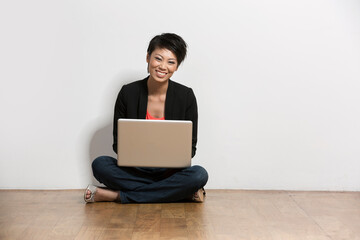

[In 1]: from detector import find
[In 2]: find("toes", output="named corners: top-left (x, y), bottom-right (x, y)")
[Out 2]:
top-left (85, 190), bottom-right (91, 199)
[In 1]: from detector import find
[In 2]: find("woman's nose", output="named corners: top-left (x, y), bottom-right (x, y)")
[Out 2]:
top-left (159, 62), bottom-right (166, 69)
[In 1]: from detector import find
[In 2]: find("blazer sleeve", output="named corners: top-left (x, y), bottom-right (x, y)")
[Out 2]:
top-left (186, 88), bottom-right (198, 158)
top-left (112, 85), bottom-right (127, 153)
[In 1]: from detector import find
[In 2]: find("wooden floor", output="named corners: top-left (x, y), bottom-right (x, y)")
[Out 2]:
top-left (0, 190), bottom-right (359, 240)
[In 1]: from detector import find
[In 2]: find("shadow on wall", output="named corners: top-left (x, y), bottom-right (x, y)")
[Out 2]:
top-left (86, 71), bottom-right (145, 185)
top-left (89, 122), bottom-right (115, 162)
top-left (87, 122), bottom-right (115, 185)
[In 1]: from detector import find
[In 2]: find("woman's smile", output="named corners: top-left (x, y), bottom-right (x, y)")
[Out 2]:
top-left (156, 70), bottom-right (167, 78)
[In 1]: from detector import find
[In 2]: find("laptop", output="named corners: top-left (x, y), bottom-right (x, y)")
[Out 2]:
top-left (117, 119), bottom-right (193, 168)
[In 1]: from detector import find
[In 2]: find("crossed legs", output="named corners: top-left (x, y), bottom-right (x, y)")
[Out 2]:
top-left (86, 156), bottom-right (208, 203)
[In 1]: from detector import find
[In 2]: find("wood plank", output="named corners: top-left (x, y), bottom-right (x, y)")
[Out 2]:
top-left (0, 189), bottom-right (359, 240)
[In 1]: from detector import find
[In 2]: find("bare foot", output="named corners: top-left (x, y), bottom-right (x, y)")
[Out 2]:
top-left (85, 187), bottom-right (120, 202)
top-left (192, 188), bottom-right (205, 202)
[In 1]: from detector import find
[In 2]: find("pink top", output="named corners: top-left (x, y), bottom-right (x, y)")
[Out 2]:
top-left (146, 111), bottom-right (165, 120)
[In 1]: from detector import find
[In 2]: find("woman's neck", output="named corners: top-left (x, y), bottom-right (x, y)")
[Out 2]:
top-left (147, 76), bottom-right (169, 95)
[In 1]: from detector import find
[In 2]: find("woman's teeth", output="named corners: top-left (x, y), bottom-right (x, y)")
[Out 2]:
top-left (157, 71), bottom-right (166, 76)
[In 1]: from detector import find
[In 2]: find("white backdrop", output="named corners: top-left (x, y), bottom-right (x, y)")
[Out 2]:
top-left (1, 0), bottom-right (359, 190)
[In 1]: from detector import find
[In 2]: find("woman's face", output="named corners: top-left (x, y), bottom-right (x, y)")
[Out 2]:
top-left (147, 47), bottom-right (178, 83)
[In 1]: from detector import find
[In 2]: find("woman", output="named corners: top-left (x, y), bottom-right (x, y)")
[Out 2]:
top-left (84, 33), bottom-right (208, 203)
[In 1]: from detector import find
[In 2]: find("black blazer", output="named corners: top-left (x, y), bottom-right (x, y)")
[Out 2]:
top-left (113, 76), bottom-right (198, 158)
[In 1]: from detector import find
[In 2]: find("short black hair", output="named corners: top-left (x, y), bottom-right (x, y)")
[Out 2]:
top-left (147, 33), bottom-right (187, 66)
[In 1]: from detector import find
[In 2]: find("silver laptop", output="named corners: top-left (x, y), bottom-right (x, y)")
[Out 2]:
top-left (117, 119), bottom-right (192, 168)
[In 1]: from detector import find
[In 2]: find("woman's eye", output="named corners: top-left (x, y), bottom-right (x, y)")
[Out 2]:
top-left (155, 57), bottom-right (161, 61)
top-left (169, 61), bottom-right (175, 65)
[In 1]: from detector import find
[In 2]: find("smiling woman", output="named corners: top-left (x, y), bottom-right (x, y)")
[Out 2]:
top-left (84, 33), bottom-right (208, 204)
top-left (147, 48), bottom-right (178, 82)
top-left (146, 47), bottom-right (179, 119)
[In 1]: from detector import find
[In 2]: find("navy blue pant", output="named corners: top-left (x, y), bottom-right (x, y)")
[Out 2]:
top-left (92, 156), bottom-right (208, 203)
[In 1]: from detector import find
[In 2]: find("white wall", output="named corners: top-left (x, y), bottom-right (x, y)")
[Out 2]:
top-left (1, 0), bottom-right (359, 190)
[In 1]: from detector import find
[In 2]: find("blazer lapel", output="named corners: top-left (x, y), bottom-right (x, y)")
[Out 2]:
top-left (165, 80), bottom-right (174, 120)
top-left (138, 78), bottom-right (148, 119)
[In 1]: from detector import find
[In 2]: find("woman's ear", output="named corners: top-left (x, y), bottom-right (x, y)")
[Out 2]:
top-left (146, 54), bottom-right (150, 73)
